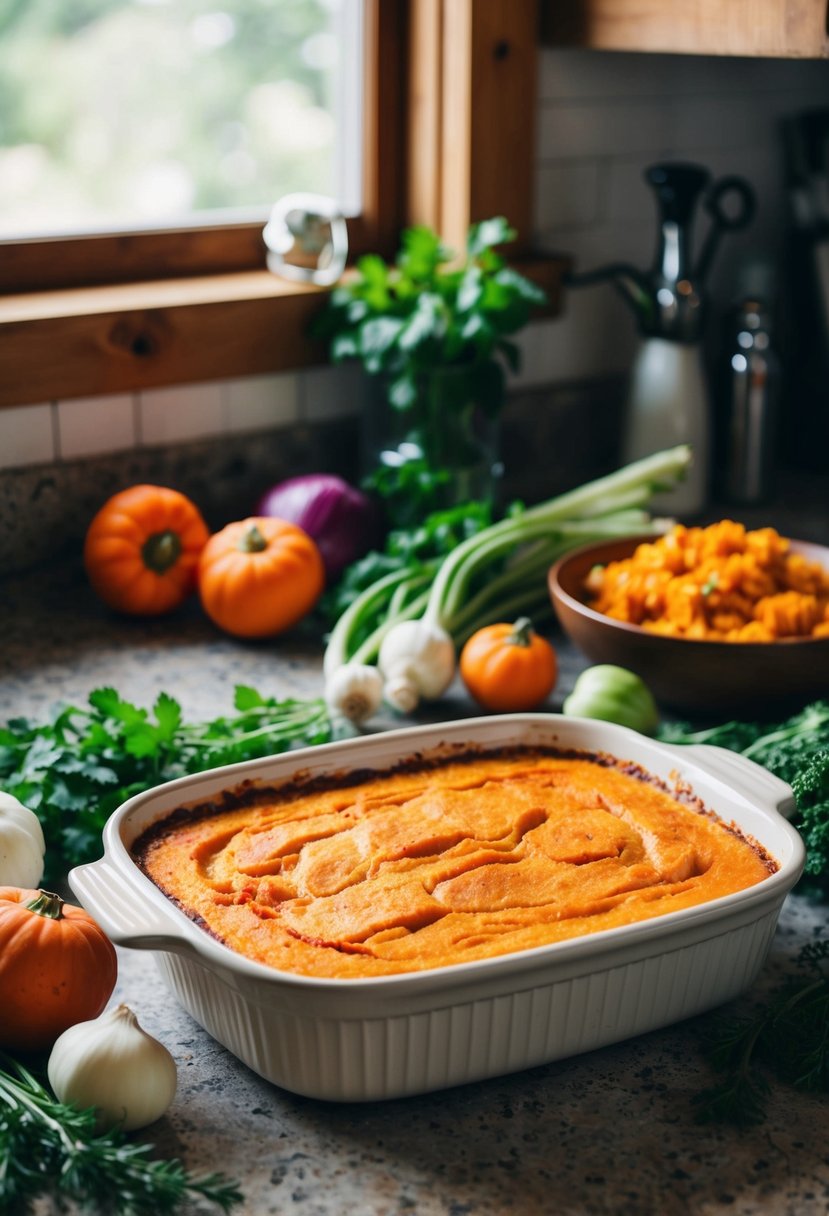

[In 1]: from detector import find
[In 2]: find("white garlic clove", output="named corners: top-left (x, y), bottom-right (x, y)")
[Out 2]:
top-left (47, 1003), bottom-right (177, 1132)
top-left (378, 620), bottom-right (456, 701)
top-left (0, 791), bottom-right (46, 888)
top-left (324, 662), bottom-right (384, 724)
top-left (382, 670), bottom-right (420, 715)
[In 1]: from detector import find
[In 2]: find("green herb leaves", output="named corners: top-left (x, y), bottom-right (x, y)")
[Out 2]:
top-left (0, 1052), bottom-right (242, 1215)
top-left (313, 215), bottom-right (547, 523)
top-left (313, 215), bottom-right (546, 422)
top-left (0, 687), bottom-right (332, 884)
top-left (694, 937), bottom-right (829, 1126)
top-left (659, 703), bottom-right (829, 1123)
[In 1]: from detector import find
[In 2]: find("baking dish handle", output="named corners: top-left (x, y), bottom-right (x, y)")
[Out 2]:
top-left (69, 857), bottom-right (197, 955)
top-left (681, 743), bottom-right (797, 820)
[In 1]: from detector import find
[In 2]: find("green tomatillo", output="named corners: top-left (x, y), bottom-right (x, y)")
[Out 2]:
top-left (562, 664), bottom-right (659, 735)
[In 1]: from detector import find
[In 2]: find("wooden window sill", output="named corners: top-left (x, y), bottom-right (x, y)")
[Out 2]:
top-left (0, 256), bottom-right (568, 410)
top-left (0, 271), bottom-right (331, 409)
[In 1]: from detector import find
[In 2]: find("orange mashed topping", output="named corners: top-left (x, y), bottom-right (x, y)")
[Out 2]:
top-left (133, 749), bottom-right (776, 979)
top-left (584, 520), bottom-right (829, 642)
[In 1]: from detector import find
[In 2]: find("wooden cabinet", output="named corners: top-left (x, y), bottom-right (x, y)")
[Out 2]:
top-left (542, 1), bottom-right (829, 59)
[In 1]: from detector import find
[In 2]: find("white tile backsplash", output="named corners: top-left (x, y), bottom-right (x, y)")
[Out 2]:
top-left (536, 47), bottom-right (829, 380)
top-left (537, 99), bottom-right (674, 161)
top-left (223, 372), bottom-right (299, 433)
top-left (511, 293), bottom-right (639, 387)
top-left (535, 160), bottom-right (605, 231)
top-left (0, 404), bottom-right (56, 469)
top-left (57, 393), bottom-right (136, 459)
top-left (139, 382), bottom-right (224, 446)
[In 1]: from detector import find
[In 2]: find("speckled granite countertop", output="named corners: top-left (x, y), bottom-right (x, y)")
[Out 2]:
top-left (3, 544), bottom-right (829, 1216)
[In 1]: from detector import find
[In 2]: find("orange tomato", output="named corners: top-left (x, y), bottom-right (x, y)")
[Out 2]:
top-left (84, 484), bottom-right (210, 615)
top-left (460, 617), bottom-right (558, 712)
top-left (198, 516), bottom-right (325, 638)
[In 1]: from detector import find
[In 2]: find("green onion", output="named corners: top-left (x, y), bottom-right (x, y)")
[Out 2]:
top-left (323, 445), bottom-right (692, 717)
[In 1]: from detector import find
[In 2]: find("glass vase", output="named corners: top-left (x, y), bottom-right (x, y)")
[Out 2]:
top-left (361, 365), bottom-right (503, 524)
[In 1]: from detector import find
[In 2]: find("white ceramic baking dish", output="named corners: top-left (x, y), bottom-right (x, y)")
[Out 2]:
top-left (70, 714), bottom-right (805, 1103)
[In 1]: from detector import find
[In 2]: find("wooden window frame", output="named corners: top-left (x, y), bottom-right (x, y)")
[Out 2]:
top-left (0, 0), bottom-right (565, 410)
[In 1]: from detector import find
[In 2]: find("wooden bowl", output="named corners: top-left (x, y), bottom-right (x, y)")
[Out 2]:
top-left (548, 535), bottom-right (829, 714)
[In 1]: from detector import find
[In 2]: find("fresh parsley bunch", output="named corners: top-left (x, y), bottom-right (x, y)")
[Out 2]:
top-left (0, 685), bottom-right (332, 884)
top-left (315, 216), bottom-right (547, 418)
top-left (314, 217), bottom-right (546, 523)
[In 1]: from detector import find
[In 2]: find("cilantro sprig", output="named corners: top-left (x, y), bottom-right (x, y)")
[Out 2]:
top-left (0, 685), bottom-right (332, 884)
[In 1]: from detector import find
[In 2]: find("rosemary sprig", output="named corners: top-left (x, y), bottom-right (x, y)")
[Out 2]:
top-left (693, 937), bottom-right (829, 1126)
top-left (0, 1052), bottom-right (243, 1215)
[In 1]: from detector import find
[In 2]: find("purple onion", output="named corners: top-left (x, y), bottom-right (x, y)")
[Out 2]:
top-left (255, 473), bottom-right (382, 581)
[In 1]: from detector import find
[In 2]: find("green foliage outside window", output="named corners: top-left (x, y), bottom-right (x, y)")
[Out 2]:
top-left (0, 0), bottom-right (341, 234)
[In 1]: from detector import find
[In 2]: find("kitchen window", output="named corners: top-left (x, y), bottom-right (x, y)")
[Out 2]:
top-left (0, 0), bottom-right (404, 292)
top-left (0, 0), bottom-right (563, 409)
top-left (0, 0), bottom-right (363, 241)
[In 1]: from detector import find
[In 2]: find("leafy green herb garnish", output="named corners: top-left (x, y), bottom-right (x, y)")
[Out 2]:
top-left (0, 685), bottom-right (332, 884)
top-left (0, 1051), bottom-right (242, 1215)
top-left (693, 936), bottom-right (829, 1126)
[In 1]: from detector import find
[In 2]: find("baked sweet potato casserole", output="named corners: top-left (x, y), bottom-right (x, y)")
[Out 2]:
top-left (133, 747), bottom-right (777, 978)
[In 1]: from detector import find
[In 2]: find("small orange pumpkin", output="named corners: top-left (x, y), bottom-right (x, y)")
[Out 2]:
top-left (84, 484), bottom-right (210, 616)
top-left (460, 617), bottom-right (558, 712)
top-left (198, 516), bottom-right (325, 638)
top-left (0, 887), bottom-right (118, 1052)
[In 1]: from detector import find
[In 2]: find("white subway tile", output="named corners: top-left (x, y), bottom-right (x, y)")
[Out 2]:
top-left (538, 99), bottom-right (673, 161)
top-left (299, 364), bottom-right (364, 422)
top-left (138, 382), bottom-right (224, 445)
top-left (510, 291), bottom-right (639, 386)
top-left (605, 157), bottom-right (660, 225)
top-left (672, 95), bottom-right (771, 152)
top-left (0, 403), bottom-right (56, 469)
top-left (537, 220), bottom-right (655, 278)
top-left (535, 159), bottom-right (604, 231)
top-left (57, 393), bottom-right (136, 459)
top-left (223, 372), bottom-right (299, 433)
top-left (654, 55), bottom-right (774, 98)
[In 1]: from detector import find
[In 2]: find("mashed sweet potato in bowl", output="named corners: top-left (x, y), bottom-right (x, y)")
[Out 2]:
top-left (68, 715), bottom-right (805, 1101)
top-left (549, 526), bottom-right (829, 712)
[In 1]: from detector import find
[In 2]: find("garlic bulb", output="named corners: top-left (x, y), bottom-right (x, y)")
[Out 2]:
top-left (0, 791), bottom-right (46, 888)
top-left (378, 620), bottom-right (456, 712)
top-left (325, 662), bottom-right (384, 724)
top-left (47, 1004), bottom-right (177, 1132)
